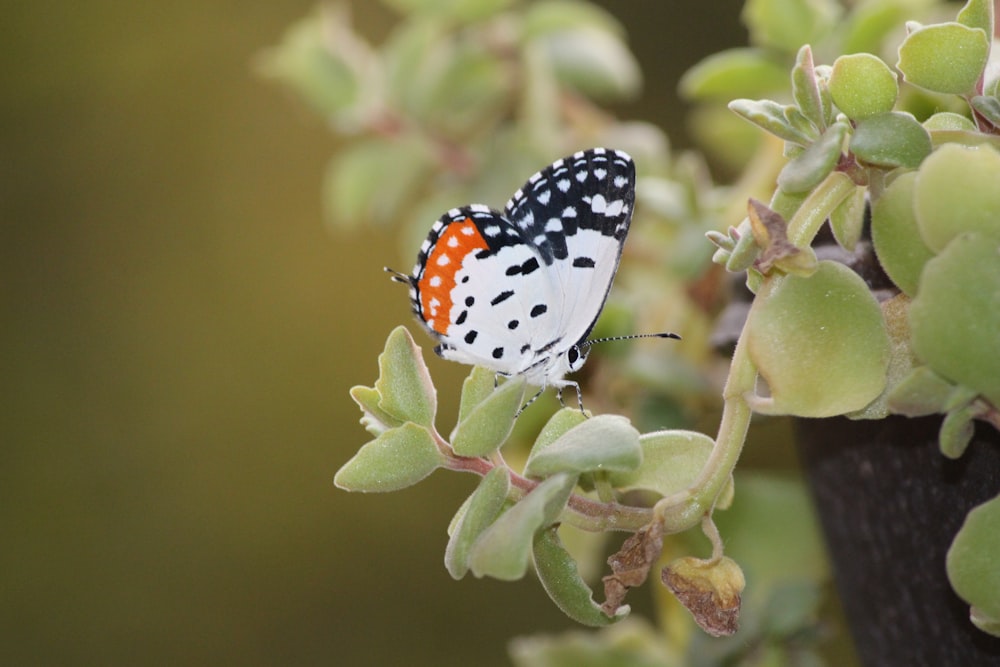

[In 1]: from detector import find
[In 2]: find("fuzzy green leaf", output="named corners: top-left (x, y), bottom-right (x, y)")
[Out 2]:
top-left (791, 46), bottom-right (826, 131)
top-left (457, 366), bottom-right (496, 423)
top-left (533, 527), bottom-right (628, 626)
top-left (777, 121), bottom-right (846, 194)
top-left (910, 232), bottom-right (1000, 408)
top-left (469, 473), bottom-right (576, 580)
top-left (729, 99), bottom-right (815, 145)
top-left (334, 422), bottom-right (443, 492)
top-left (829, 53), bottom-right (898, 120)
top-left (373, 326), bottom-right (437, 427)
top-left (533, 408), bottom-right (591, 453)
top-left (681, 48), bottom-right (790, 101)
top-left (956, 0), bottom-right (994, 35)
top-left (350, 385), bottom-right (405, 436)
top-left (947, 494), bottom-right (1000, 637)
top-left (445, 467), bottom-right (510, 579)
top-left (746, 261), bottom-right (891, 417)
top-left (742, 0), bottom-right (842, 53)
top-left (887, 366), bottom-right (957, 417)
top-left (850, 111), bottom-right (932, 169)
top-left (969, 96), bottom-right (1000, 128)
top-left (523, 415), bottom-right (641, 478)
top-left (829, 183), bottom-right (866, 251)
top-left (608, 430), bottom-right (714, 498)
top-left (913, 143), bottom-right (1000, 251)
top-left (451, 377), bottom-right (525, 456)
top-left (870, 171), bottom-right (935, 296)
top-left (897, 22), bottom-right (989, 95)
top-left (938, 404), bottom-right (977, 459)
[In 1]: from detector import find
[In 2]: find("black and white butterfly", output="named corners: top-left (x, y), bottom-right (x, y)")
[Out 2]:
top-left (389, 148), bottom-right (678, 410)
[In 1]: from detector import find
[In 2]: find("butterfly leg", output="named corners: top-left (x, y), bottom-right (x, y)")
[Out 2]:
top-left (555, 381), bottom-right (586, 415)
top-left (515, 386), bottom-right (546, 417)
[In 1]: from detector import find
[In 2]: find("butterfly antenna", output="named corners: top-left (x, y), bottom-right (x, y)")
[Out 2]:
top-left (580, 331), bottom-right (681, 351)
top-left (384, 266), bottom-right (414, 285)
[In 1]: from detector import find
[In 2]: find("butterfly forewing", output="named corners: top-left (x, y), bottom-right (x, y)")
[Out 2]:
top-left (503, 148), bottom-right (635, 352)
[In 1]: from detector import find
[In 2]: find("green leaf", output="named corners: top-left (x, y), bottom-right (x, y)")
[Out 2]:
top-left (523, 0), bottom-right (625, 38)
top-left (887, 366), bottom-right (957, 417)
top-left (850, 111), bottom-right (932, 169)
top-left (451, 377), bottom-right (525, 456)
top-left (913, 143), bottom-right (1000, 251)
top-left (469, 473), bottom-right (576, 580)
top-left (870, 171), bottom-right (935, 296)
top-left (742, 0), bottom-right (842, 53)
top-left (324, 136), bottom-right (432, 227)
top-left (607, 430), bottom-right (715, 498)
top-left (373, 326), bottom-right (437, 428)
top-left (829, 183), bottom-right (866, 251)
top-left (910, 232), bottom-right (1000, 408)
top-left (532, 408), bottom-right (590, 453)
top-left (256, 7), bottom-right (368, 120)
top-left (897, 22), bottom-right (989, 95)
top-left (350, 385), bottom-right (404, 436)
top-left (334, 422), bottom-right (443, 492)
top-left (680, 48), bottom-right (790, 101)
top-left (523, 415), bottom-right (641, 478)
top-left (791, 46), bottom-right (827, 131)
top-left (777, 121), bottom-right (846, 194)
top-left (969, 95), bottom-right (1000, 128)
top-left (445, 467), bottom-right (510, 579)
top-left (841, 1), bottom-right (915, 55)
top-left (746, 261), bottom-right (891, 417)
top-left (956, 0), bottom-right (994, 35)
top-left (536, 27), bottom-right (641, 100)
top-left (828, 53), bottom-right (898, 120)
top-left (923, 111), bottom-right (979, 133)
top-left (533, 527), bottom-right (628, 626)
top-left (938, 404), bottom-right (977, 459)
top-left (947, 494), bottom-right (1000, 637)
top-left (729, 99), bottom-right (815, 146)
top-left (457, 366), bottom-right (496, 423)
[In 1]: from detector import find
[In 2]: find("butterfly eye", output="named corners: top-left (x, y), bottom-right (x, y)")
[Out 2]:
top-left (566, 345), bottom-right (588, 371)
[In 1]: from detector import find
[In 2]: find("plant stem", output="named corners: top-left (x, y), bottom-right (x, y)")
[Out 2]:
top-left (654, 320), bottom-right (755, 532)
top-left (444, 449), bottom-right (653, 532)
top-left (786, 170), bottom-right (856, 248)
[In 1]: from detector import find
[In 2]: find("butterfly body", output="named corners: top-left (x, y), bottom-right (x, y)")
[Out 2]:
top-left (393, 148), bottom-right (636, 403)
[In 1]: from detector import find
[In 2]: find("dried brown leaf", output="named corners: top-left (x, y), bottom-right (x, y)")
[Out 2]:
top-left (600, 521), bottom-right (664, 615)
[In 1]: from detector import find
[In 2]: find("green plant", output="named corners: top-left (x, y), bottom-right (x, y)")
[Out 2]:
top-left (263, 0), bottom-right (1000, 661)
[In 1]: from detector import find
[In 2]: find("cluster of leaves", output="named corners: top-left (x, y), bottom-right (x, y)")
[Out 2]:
top-left (337, 327), bottom-right (736, 628)
top-left (692, 0), bottom-right (1000, 636)
top-left (337, 327), bottom-right (830, 664)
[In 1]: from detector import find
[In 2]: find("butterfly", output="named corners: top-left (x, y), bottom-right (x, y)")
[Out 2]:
top-left (388, 148), bottom-right (678, 411)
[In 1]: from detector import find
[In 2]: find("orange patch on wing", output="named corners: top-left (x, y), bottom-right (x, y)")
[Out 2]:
top-left (418, 218), bottom-right (489, 335)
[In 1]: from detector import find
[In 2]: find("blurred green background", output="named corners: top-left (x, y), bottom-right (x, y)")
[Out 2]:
top-left (2, 2), bottom-right (746, 664)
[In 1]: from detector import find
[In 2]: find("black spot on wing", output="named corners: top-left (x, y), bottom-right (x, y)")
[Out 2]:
top-left (530, 304), bottom-right (548, 318)
top-left (491, 290), bottom-right (514, 306)
top-left (572, 256), bottom-right (595, 268)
